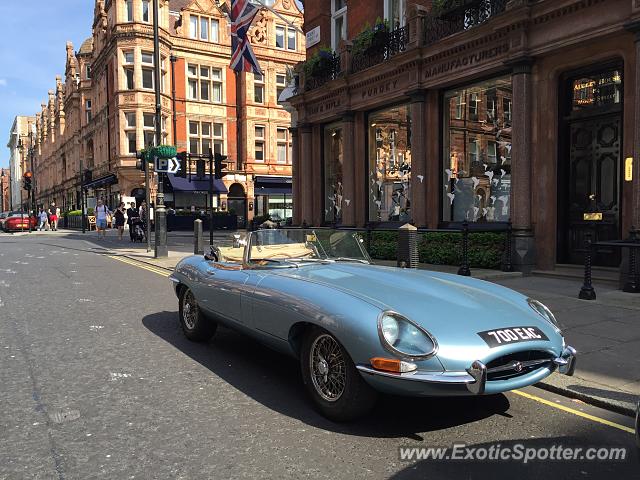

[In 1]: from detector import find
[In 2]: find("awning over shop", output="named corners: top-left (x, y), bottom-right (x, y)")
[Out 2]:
top-left (254, 176), bottom-right (292, 195)
top-left (167, 174), bottom-right (228, 194)
top-left (83, 173), bottom-right (118, 190)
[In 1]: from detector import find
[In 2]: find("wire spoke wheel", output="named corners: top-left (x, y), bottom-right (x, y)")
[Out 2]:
top-left (309, 334), bottom-right (346, 402)
top-left (182, 289), bottom-right (197, 330)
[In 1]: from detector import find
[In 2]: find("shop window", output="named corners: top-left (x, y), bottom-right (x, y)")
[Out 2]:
top-left (443, 76), bottom-right (512, 223)
top-left (324, 124), bottom-right (343, 224)
top-left (368, 105), bottom-right (411, 223)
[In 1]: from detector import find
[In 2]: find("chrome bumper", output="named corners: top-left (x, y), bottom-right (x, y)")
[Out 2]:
top-left (357, 345), bottom-right (577, 396)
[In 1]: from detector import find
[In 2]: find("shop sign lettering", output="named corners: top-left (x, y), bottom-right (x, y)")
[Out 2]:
top-left (308, 98), bottom-right (341, 116)
top-left (424, 44), bottom-right (509, 79)
top-left (360, 79), bottom-right (399, 100)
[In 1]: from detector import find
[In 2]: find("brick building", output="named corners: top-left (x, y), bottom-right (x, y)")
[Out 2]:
top-left (0, 168), bottom-right (10, 212)
top-left (289, 0), bottom-right (640, 273)
top-left (6, 116), bottom-right (36, 211)
top-left (25, 0), bottom-right (304, 227)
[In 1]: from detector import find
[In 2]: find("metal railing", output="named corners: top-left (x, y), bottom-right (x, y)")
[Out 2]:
top-left (424, 0), bottom-right (508, 46)
top-left (303, 52), bottom-right (341, 92)
top-left (351, 25), bottom-right (410, 74)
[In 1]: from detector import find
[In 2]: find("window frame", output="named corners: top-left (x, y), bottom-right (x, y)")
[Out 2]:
top-left (254, 125), bottom-right (266, 162)
top-left (331, 0), bottom-right (347, 52)
top-left (254, 73), bottom-right (265, 104)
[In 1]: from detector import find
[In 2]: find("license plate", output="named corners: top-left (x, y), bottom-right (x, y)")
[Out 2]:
top-left (478, 326), bottom-right (548, 347)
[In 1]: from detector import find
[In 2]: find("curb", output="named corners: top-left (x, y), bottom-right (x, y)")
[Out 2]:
top-left (536, 379), bottom-right (637, 418)
top-left (121, 254), bottom-right (177, 272)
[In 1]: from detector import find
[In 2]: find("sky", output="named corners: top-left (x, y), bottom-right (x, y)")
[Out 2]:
top-left (0, 1), bottom-right (94, 168)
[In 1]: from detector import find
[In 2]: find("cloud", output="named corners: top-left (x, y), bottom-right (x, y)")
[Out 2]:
top-left (0, 79), bottom-right (6, 87)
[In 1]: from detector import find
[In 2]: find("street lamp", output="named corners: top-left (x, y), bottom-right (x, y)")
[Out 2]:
top-left (1, 170), bottom-right (6, 212)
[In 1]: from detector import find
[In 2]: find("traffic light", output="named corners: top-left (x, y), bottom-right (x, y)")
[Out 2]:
top-left (136, 150), bottom-right (147, 172)
top-left (214, 153), bottom-right (228, 180)
top-left (23, 171), bottom-right (32, 191)
top-left (176, 152), bottom-right (187, 178)
top-left (196, 159), bottom-right (206, 178)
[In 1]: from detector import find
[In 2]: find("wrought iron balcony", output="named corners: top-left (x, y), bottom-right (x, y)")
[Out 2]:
top-left (424, 0), bottom-right (508, 46)
top-left (303, 52), bottom-right (341, 92)
top-left (351, 25), bottom-right (409, 74)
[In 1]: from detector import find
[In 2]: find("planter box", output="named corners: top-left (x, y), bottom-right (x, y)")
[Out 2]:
top-left (167, 214), bottom-right (238, 231)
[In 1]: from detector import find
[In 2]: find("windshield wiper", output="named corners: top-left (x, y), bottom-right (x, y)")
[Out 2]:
top-left (332, 257), bottom-right (369, 264)
top-left (282, 258), bottom-right (332, 264)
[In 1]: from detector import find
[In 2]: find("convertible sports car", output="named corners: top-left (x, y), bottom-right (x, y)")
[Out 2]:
top-left (170, 229), bottom-right (576, 421)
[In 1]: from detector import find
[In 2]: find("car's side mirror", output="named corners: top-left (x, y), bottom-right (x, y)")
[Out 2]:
top-left (204, 245), bottom-right (219, 262)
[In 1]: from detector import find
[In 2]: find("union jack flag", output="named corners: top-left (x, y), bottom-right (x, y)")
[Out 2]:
top-left (230, 0), bottom-right (263, 75)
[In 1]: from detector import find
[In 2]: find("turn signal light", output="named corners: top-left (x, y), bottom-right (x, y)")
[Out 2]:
top-left (370, 357), bottom-right (417, 373)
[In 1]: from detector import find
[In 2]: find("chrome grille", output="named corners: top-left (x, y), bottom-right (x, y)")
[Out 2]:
top-left (486, 351), bottom-right (554, 381)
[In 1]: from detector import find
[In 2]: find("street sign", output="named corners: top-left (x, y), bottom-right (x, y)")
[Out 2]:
top-left (155, 156), bottom-right (180, 174)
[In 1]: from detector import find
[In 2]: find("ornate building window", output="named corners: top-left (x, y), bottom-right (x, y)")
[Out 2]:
top-left (443, 76), bottom-right (512, 223)
top-left (276, 73), bottom-right (286, 105)
top-left (189, 15), bottom-right (220, 43)
top-left (254, 125), bottom-right (265, 162)
top-left (125, 112), bottom-right (136, 154)
top-left (276, 25), bottom-right (297, 51)
top-left (141, 51), bottom-right (154, 90)
top-left (324, 124), bottom-right (343, 224)
top-left (276, 128), bottom-right (290, 164)
top-left (189, 121), bottom-right (224, 155)
top-left (123, 51), bottom-right (134, 90)
top-left (254, 73), bottom-right (265, 104)
top-left (368, 105), bottom-right (412, 223)
top-left (125, 0), bottom-right (133, 22)
top-left (187, 64), bottom-right (222, 103)
top-left (384, 0), bottom-right (406, 28)
top-left (142, 0), bottom-right (150, 23)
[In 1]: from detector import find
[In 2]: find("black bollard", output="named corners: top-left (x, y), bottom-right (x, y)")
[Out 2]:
top-left (457, 220), bottom-right (471, 276)
top-left (623, 227), bottom-right (640, 293)
top-left (194, 219), bottom-right (204, 255)
top-left (502, 221), bottom-right (514, 272)
top-left (579, 233), bottom-right (596, 300)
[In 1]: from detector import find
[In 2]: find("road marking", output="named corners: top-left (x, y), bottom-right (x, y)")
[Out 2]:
top-left (512, 390), bottom-right (635, 434)
top-left (108, 255), bottom-right (171, 277)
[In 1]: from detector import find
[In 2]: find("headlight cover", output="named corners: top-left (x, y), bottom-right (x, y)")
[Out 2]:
top-left (527, 298), bottom-right (561, 333)
top-left (377, 311), bottom-right (438, 359)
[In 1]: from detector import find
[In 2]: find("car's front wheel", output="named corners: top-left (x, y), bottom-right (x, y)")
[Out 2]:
top-left (179, 287), bottom-right (217, 342)
top-left (300, 327), bottom-right (377, 422)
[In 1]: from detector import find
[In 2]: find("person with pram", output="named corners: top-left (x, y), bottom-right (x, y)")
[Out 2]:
top-left (126, 202), bottom-right (145, 243)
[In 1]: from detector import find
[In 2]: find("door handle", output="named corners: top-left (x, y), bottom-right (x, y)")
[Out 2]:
top-left (205, 268), bottom-right (216, 276)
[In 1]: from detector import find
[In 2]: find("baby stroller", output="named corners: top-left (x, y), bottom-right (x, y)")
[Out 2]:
top-left (130, 217), bottom-right (146, 243)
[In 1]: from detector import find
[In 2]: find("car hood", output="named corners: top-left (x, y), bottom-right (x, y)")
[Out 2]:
top-left (275, 263), bottom-right (562, 370)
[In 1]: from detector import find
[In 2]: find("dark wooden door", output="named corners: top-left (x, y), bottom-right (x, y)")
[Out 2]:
top-left (567, 116), bottom-right (621, 266)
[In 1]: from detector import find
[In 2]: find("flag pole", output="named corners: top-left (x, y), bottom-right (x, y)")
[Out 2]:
top-left (236, 70), bottom-right (243, 173)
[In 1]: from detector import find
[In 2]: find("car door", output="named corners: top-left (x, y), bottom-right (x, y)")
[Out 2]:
top-left (195, 262), bottom-right (251, 325)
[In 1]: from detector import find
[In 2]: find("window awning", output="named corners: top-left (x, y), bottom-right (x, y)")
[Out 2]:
top-left (167, 174), bottom-right (228, 194)
top-left (83, 173), bottom-right (117, 190)
top-left (254, 176), bottom-right (292, 195)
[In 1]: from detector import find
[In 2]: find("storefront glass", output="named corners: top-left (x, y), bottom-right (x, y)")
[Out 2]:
top-left (368, 104), bottom-right (411, 222)
top-left (324, 124), bottom-right (343, 223)
top-left (443, 76), bottom-right (512, 223)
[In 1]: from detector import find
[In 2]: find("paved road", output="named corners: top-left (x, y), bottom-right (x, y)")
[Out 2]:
top-left (0, 235), bottom-right (638, 479)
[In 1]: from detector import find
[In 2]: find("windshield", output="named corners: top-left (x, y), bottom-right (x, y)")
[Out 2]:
top-left (247, 229), bottom-right (370, 266)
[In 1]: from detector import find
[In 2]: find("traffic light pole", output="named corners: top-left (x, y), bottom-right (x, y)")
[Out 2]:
top-left (80, 158), bottom-right (86, 234)
top-left (153, 0), bottom-right (167, 258)
top-left (209, 149), bottom-right (214, 247)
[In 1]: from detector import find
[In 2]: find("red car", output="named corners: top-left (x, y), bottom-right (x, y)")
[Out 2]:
top-left (2, 212), bottom-right (37, 232)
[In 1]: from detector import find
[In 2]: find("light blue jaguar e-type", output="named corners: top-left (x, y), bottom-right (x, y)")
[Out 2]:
top-left (169, 229), bottom-right (576, 421)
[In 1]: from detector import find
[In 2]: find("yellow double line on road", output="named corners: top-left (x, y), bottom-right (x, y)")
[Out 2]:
top-left (108, 255), bottom-right (171, 277)
top-left (107, 253), bottom-right (636, 436)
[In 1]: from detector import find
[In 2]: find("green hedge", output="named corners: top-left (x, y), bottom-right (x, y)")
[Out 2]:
top-left (368, 231), bottom-right (505, 269)
top-left (65, 208), bottom-right (94, 217)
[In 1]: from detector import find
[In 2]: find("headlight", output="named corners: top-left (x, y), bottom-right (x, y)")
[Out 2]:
top-left (377, 311), bottom-right (437, 358)
top-left (527, 298), bottom-right (561, 332)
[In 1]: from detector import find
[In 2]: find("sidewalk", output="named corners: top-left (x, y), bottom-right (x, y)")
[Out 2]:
top-left (70, 232), bottom-right (640, 416)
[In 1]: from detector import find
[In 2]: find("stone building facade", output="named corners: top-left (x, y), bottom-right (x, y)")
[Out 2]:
top-left (6, 115), bottom-right (36, 211)
top-left (289, 0), bottom-right (640, 272)
top-left (28, 0), bottom-right (304, 227)
top-left (0, 168), bottom-right (9, 212)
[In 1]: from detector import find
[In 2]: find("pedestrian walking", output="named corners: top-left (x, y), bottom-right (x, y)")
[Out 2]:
top-left (114, 202), bottom-right (126, 241)
top-left (48, 202), bottom-right (58, 231)
top-left (95, 199), bottom-right (111, 238)
top-left (126, 202), bottom-right (137, 241)
top-left (139, 200), bottom-right (148, 238)
top-left (37, 208), bottom-right (48, 231)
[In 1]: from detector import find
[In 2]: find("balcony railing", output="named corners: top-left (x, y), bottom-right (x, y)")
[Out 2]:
top-left (303, 52), bottom-right (341, 92)
top-left (424, 0), bottom-right (508, 46)
top-left (351, 25), bottom-right (409, 74)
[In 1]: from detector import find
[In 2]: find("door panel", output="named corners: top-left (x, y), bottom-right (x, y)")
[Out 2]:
top-left (196, 263), bottom-right (250, 324)
top-left (566, 116), bottom-right (621, 266)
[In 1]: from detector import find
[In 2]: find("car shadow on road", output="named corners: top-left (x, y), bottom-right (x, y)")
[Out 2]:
top-left (142, 310), bottom-right (512, 440)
